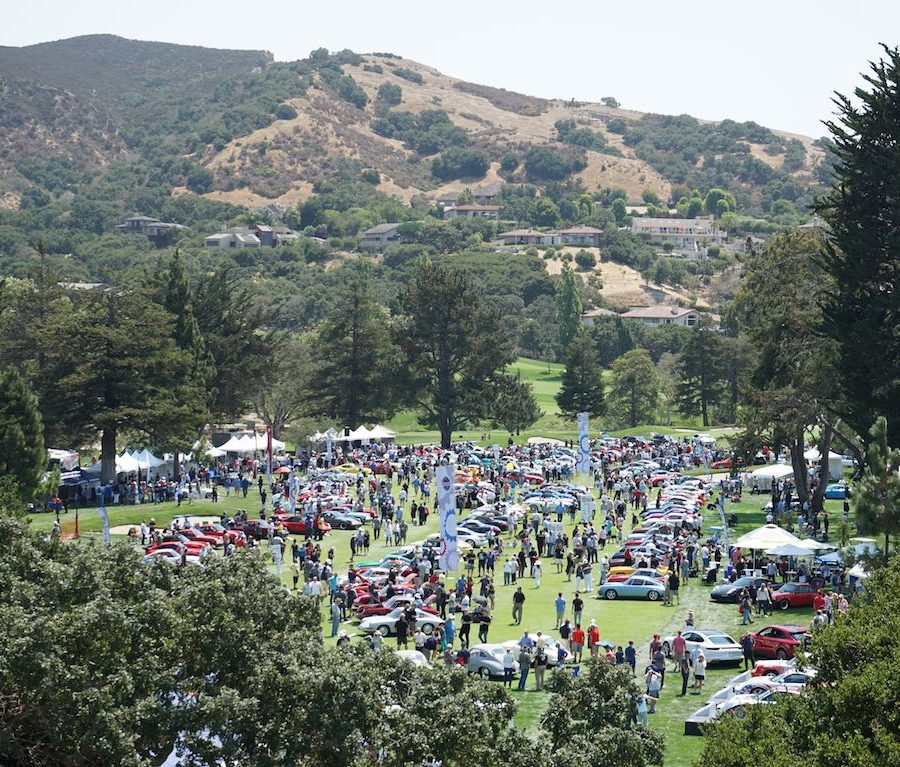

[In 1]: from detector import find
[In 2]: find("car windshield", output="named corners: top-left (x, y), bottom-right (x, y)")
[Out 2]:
top-left (708, 635), bottom-right (737, 645)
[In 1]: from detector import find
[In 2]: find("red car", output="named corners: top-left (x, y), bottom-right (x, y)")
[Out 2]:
top-left (743, 625), bottom-right (810, 660)
top-left (771, 583), bottom-right (818, 610)
top-left (750, 658), bottom-right (797, 677)
top-left (179, 528), bottom-right (222, 547)
top-left (195, 523), bottom-right (239, 543)
top-left (710, 458), bottom-right (732, 469)
top-left (278, 515), bottom-right (332, 535)
top-left (146, 540), bottom-right (207, 557)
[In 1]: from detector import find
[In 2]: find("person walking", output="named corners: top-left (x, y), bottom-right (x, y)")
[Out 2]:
top-left (571, 623), bottom-right (585, 663)
top-left (741, 632), bottom-right (755, 670)
top-left (671, 630), bottom-right (686, 673)
top-left (330, 600), bottom-right (341, 637)
top-left (572, 592), bottom-right (584, 627)
top-left (679, 655), bottom-right (691, 696)
top-left (512, 587), bottom-right (526, 625)
top-left (533, 558), bottom-right (542, 589)
top-left (502, 647), bottom-right (515, 687)
top-left (534, 643), bottom-right (548, 690)
top-left (740, 592), bottom-right (754, 625)
top-left (554, 592), bottom-right (566, 629)
top-left (517, 646), bottom-right (532, 690)
top-left (668, 570), bottom-right (680, 605)
top-left (693, 652), bottom-right (707, 691)
top-left (625, 640), bottom-right (637, 676)
top-left (645, 666), bottom-right (662, 712)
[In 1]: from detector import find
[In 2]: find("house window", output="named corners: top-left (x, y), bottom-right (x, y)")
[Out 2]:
top-left (686, 315), bottom-right (697, 326)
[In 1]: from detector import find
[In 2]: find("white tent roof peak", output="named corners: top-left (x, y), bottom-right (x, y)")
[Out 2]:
top-left (733, 524), bottom-right (805, 551)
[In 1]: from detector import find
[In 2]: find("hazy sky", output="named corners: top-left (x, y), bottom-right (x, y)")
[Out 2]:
top-left (4, 0), bottom-right (898, 137)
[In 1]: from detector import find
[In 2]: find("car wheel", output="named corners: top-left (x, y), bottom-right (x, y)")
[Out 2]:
top-left (776, 648), bottom-right (788, 660)
top-left (605, 590), bottom-right (618, 600)
top-left (421, 623), bottom-right (434, 634)
top-left (662, 641), bottom-right (671, 656)
top-left (478, 666), bottom-right (489, 679)
top-left (339, 521), bottom-right (349, 530)
top-left (779, 599), bottom-right (790, 610)
top-left (647, 590), bottom-right (660, 601)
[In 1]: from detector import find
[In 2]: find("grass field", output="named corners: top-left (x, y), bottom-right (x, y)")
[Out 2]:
top-left (385, 356), bottom-right (733, 445)
top-left (31, 470), bottom-right (849, 767)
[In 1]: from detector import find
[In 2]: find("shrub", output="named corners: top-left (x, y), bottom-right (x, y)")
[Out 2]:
top-left (394, 68), bottom-right (424, 84)
top-left (274, 103), bottom-right (298, 120)
top-left (524, 145), bottom-right (587, 181)
top-left (574, 249), bottom-right (597, 270)
top-left (431, 148), bottom-right (490, 180)
top-left (500, 152), bottom-right (519, 172)
top-left (376, 83), bottom-right (402, 106)
top-left (361, 168), bottom-right (381, 184)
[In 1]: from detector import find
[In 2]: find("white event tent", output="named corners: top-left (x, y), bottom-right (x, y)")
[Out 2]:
top-left (748, 463), bottom-right (795, 491)
top-left (733, 524), bottom-right (805, 551)
top-left (802, 448), bottom-right (843, 482)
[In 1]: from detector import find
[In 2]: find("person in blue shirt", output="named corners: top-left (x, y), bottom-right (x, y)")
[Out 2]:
top-left (624, 641), bottom-right (637, 676)
top-left (554, 593), bottom-right (566, 629)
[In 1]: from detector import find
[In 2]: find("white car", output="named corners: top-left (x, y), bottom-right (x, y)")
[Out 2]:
top-left (359, 607), bottom-right (444, 636)
top-left (662, 630), bottom-right (744, 665)
top-left (143, 549), bottom-right (202, 567)
top-left (396, 650), bottom-right (431, 667)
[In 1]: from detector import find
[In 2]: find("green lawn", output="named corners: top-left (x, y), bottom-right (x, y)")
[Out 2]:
top-left (384, 356), bottom-right (737, 446)
top-left (31, 468), bottom-right (846, 767)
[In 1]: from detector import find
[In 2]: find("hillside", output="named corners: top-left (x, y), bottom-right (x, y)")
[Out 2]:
top-left (0, 35), bottom-right (825, 214)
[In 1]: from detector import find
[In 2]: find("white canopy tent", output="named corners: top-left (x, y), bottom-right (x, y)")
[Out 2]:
top-left (803, 448), bottom-right (843, 482)
top-left (47, 448), bottom-right (79, 470)
top-left (84, 452), bottom-right (142, 475)
top-left (848, 563), bottom-right (870, 580)
top-left (368, 425), bottom-right (395, 440)
top-left (766, 543), bottom-right (815, 557)
top-left (129, 449), bottom-right (166, 468)
top-left (218, 434), bottom-right (253, 453)
top-left (799, 537), bottom-right (837, 552)
top-left (748, 463), bottom-right (795, 491)
top-left (733, 524), bottom-right (805, 551)
top-left (347, 425), bottom-right (374, 442)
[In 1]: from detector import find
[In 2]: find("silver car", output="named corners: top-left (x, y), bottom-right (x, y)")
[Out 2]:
top-left (466, 644), bottom-right (519, 679)
top-left (359, 607), bottom-right (444, 636)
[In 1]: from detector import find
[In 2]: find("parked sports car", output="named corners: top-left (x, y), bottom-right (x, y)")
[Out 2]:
top-left (770, 583), bottom-right (817, 610)
top-left (466, 644), bottom-right (520, 679)
top-left (600, 576), bottom-right (666, 601)
top-left (824, 482), bottom-right (851, 499)
top-left (359, 607), bottom-right (444, 636)
top-left (661, 630), bottom-right (743, 665)
top-left (743, 625), bottom-right (810, 659)
top-left (709, 576), bottom-right (772, 603)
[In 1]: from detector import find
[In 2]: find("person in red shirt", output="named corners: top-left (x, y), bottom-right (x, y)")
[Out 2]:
top-left (671, 630), bottom-right (687, 673)
top-left (812, 589), bottom-right (826, 613)
top-left (571, 624), bottom-right (585, 663)
top-left (587, 620), bottom-right (601, 657)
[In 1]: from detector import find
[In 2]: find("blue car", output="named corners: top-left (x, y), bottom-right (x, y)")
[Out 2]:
top-left (600, 576), bottom-right (666, 601)
top-left (824, 483), bottom-right (851, 500)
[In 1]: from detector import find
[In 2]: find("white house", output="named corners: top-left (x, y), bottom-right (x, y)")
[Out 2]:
top-left (620, 304), bottom-right (721, 330)
top-left (360, 223), bottom-right (402, 250)
top-left (631, 216), bottom-right (726, 251)
top-left (559, 225), bottom-right (603, 247)
top-left (444, 204), bottom-right (500, 220)
top-left (204, 231), bottom-right (262, 249)
top-left (498, 228), bottom-right (561, 246)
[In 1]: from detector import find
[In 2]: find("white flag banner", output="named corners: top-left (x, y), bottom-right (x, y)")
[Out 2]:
top-left (98, 505), bottom-right (110, 545)
top-left (576, 412), bottom-right (591, 474)
top-left (436, 465), bottom-right (458, 572)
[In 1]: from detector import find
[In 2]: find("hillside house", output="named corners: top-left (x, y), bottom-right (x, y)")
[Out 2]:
top-left (472, 182), bottom-right (503, 204)
top-left (360, 223), bottom-right (402, 251)
top-left (581, 307), bottom-right (619, 326)
top-left (436, 192), bottom-right (460, 208)
top-left (205, 231), bottom-right (262, 249)
top-left (118, 215), bottom-right (186, 248)
top-left (559, 225), bottom-right (603, 247)
top-left (630, 217), bottom-right (726, 251)
top-left (621, 305), bottom-right (721, 330)
top-left (444, 204), bottom-right (500, 220)
top-left (498, 228), bottom-right (561, 246)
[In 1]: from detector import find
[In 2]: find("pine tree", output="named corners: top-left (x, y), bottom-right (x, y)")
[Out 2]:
top-left (855, 416), bottom-right (900, 560)
top-left (674, 322), bottom-right (724, 427)
top-left (490, 372), bottom-right (543, 436)
top-left (0, 367), bottom-right (46, 502)
top-left (555, 262), bottom-right (583, 355)
top-left (556, 336), bottom-right (605, 419)
top-left (814, 46), bottom-right (900, 446)
top-left (608, 348), bottom-right (659, 428)
top-left (311, 260), bottom-right (401, 426)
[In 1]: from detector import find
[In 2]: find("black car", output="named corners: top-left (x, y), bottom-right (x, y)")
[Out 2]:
top-left (710, 576), bottom-right (772, 603)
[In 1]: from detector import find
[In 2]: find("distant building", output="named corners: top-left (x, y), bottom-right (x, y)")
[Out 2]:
top-left (559, 225), bottom-right (603, 247)
top-left (118, 215), bottom-right (187, 248)
top-left (360, 223), bottom-right (402, 251)
top-left (498, 228), bottom-right (561, 246)
top-left (472, 182), bottom-right (503, 205)
top-left (581, 307), bottom-right (619, 327)
top-left (444, 204), bottom-right (500, 220)
top-left (204, 231), bottom-right (262, 249)
top-left (630, 216), bottom-right (726, 251)
top-left (435, 192), bottom-right (460, 208)
top-left (620, 304), bottom-right (721, 330)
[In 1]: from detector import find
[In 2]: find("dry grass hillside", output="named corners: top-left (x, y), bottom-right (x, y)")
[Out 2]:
top-left (203, 53), bottom-right (821, 207)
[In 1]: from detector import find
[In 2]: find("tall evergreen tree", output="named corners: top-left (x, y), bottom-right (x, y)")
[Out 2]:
top-left (673, 322), bottom-right (724, 427)
top-left (608, 348), bottom-right (659, 428)
top-left (814, 46), bottom-right (900, 446)
top-left (556, 336), bottom-right (605, 419)
top-left (397, 258), bottom-right (514, 449)
top-left (855, 416), bottom-right (900, 560)
top-left (0, 367), bottom-right (46, 502)
top-left (490, 372), bottom-right (543, 436)
top-left (42, 290), bottom-right (207, 483)
top-left (555, 262), bottom-right (583, 356)
top-left (310, 260), bottom-right (401, 426)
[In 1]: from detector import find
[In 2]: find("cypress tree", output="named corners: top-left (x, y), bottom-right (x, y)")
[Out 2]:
top-left (0, 366), bottom-right (46, 501)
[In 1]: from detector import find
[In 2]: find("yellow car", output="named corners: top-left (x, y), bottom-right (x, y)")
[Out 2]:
top-left (333, 462), bottom-right (368, 474)
top-left (607, 565), bottom-right (670, 579)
